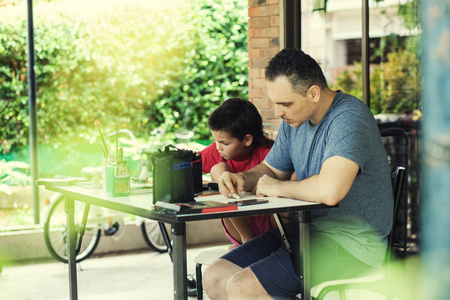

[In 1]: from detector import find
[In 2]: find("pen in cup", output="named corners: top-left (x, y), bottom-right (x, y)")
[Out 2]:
top-left (116, 123), bottom-right (118, 162)
top-left (95, 120), bottom-right (109, 159)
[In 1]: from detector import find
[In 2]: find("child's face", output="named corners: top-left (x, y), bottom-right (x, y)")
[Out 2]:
top-left (211, 130), bottom-right (252, 160)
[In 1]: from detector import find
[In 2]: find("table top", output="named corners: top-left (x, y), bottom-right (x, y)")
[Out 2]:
top-left (45, 185), bottom-right (330, 223)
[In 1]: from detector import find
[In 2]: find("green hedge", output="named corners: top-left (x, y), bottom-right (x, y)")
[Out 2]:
top-left (331, 48), bottom-right (421, 115)
top-left (148, 1), bottom-right (248, 138)
top-left (0, 0), bottom-right (248, 156)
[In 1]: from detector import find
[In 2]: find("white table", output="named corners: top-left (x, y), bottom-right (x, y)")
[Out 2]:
top-left (44, 185), bottom-right (332, 300)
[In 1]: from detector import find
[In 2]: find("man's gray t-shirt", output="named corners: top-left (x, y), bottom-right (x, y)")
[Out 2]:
top-left (265, 91), bottom-right (393, 267)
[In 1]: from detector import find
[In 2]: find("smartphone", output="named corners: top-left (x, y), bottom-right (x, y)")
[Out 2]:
top-left (227, 199), bottom-right (269, 206)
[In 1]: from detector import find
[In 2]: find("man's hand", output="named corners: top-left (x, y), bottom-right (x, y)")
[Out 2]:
top-left (255, 175), bottom-right (280, 197)
top-left (218, 171), bottom-right (245, 198)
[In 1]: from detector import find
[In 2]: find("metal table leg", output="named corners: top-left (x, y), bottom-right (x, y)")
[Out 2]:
top-left (76, 203), bottom-right (91, 254)
top-left (172, 222), bottom-right (187, 300)
top-left (298, 211), bottom-right (311, 300)
top-left (158, 222), bottom-right (173, 262)
top-left (65, 196), bottom-right (78, 300)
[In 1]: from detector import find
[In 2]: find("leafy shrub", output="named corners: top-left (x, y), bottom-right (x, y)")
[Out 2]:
top-left (0, 0), bottom-right (248, 155)
top-left (0, 21), bottom-right (33, 154)
top-left (0, 18), bottom-right (116, 154)
top-left (331, 48), bottom-right (420, 115)
top-left (146, 0), bottom-right (248, 140)
top-left (0, 160), bottom-right (31, 191)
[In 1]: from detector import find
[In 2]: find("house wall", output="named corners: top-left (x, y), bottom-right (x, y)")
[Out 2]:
top-left (247, 0), bottom-right (411, 126)
top-left (247, 0), bottom-right (282, 129)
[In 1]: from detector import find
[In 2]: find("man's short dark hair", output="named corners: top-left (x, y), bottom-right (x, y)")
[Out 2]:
top-left (265, 49), bottom-right (328, 95)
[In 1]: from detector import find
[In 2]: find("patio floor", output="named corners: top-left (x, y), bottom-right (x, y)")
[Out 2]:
top-left (0, 246), bottom-right (211, 300)
top-left (0, 245), bottom-right (420, 300)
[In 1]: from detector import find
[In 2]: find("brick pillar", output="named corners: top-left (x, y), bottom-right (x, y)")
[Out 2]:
top-left (248, 0), bottom-right (281, 128)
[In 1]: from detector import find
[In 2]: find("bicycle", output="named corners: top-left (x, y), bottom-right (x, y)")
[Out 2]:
top-left (43, 129), bottom-right (172, 263)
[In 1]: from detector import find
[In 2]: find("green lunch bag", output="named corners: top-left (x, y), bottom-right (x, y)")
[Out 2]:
top-left (151, 145), bottom-right (202, 204)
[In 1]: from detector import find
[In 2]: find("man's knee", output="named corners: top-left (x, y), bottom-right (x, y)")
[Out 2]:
top-left (202, 263), bottom-right (222, 295)
top-left (203, 259), bottom-right (242, 298)
top-left (226, 267), bottom-right (271, 299)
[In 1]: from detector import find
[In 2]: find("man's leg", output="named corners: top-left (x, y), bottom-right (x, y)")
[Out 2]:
top-left (203, 258), bottom-right (243, 299)
top-left (204, 225), bottom-right (301, 299)
top-left (226, 267), bottom-right (271, 299)
top-left (203, 258), bottom-right (271, 300)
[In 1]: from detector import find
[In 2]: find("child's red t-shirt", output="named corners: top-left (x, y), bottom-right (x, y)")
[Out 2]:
top-left (201, 142), bottom-right (272, 174)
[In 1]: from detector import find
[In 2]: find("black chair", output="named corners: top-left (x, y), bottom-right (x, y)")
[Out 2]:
top-left (380, 127), bottom-right (412, 257)
top-left (194, 244), bottom-right (236, 299)
top-left (311, 166), bottom-right (406, 300)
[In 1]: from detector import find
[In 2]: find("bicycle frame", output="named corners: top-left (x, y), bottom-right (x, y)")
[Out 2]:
top-left (42, 129), bottom-right (171, 263)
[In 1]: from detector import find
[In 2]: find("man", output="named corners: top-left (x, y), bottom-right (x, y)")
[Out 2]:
top-left (202, 49), bottom-right (393, 299)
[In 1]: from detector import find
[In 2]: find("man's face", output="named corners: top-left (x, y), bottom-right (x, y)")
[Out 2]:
top-left (267, 76), bottom-right (316, 127)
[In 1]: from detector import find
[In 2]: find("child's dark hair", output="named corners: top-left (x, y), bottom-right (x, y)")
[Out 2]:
top-left (208, 98), bottom-right (274, 148)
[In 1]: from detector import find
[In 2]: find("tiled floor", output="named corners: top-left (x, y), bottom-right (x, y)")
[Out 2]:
top-left (0, 246), bottom-right (211, 300)
top-left (0, 246), bottom-right (421, 300)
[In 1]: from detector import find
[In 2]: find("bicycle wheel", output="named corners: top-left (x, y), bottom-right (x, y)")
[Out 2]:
top-left (44, 194), bottom-right (101, 263)
top-left (141, 220), bottom-right (170, 253)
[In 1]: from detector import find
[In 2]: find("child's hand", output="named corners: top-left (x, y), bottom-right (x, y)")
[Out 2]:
top-left (219, 172), bottom-right (245, 198)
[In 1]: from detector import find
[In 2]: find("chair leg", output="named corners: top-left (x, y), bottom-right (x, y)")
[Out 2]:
top-left (196, 263), bottom-right (203, 300)
top-left (338, 288), bottom-right (346, 300)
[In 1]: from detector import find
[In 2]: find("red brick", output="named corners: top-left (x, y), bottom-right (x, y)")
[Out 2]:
top-left (249, 0), bottom-right (267, 6)
top-left (250, 96), bottom-right (262, 106)
top-left (248, 0), bottom-right (280, 122)
top-left (258, 68), bottom-right (266, 78)
top-left (251, 98), bottom-right (263, 108)
top-left (248, 6), bottom-right (260, 17)
top-left (250, 38), bottom-right (269, 48)
top-left (250, 16), bottom-right (270, 28)
top-left (248, 68), bottom-right (264, 79)
top-left (248, 28), bottom-right (261, 38)
top-left (260, 4), bottom-right (279, 16)
top-left (269, 15), bottom-right (279, 27)
top-left (269, 38), bottom-right (280, 48)
top-left (256, 98), bottom-right (273, 110)
top-left (252, 78), bottom-right (267, 89)
top-left (248, 48), bottom-right (261, 58)
top-left (251, 57), bottom-right (270, 69)
top-left (261, 48), bottom-right (280, 59)
top-left (261, 27), bottom-right (279, 38)
top-left (260, 109), bottom-right (275, 119)
top-left (249, 88), bottom-right (262, 98)
top-left (250, 98), bottom-right (263, 107)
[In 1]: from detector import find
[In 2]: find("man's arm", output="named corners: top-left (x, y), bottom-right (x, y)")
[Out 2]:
top-left (256, 155), bottom-right (359, 206)
top-left (218, 160), bottom-right (292, 198)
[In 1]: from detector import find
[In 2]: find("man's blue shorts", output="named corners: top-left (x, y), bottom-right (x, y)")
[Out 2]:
top-left (221, 221), bottom-right (376, 300)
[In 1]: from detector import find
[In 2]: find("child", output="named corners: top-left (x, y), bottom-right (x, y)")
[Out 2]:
top-left (201, 98), bottom-right (275, 245)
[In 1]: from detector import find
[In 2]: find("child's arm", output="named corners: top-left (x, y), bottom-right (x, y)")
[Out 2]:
top-left (210, 162), bottom-right (231, 182)
top-left (223, 216), bottom-right (254, 244)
